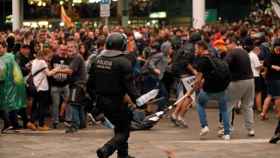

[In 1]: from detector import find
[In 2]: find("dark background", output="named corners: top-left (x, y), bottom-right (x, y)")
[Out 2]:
top-left (0, 0), bottom-right (265, 29)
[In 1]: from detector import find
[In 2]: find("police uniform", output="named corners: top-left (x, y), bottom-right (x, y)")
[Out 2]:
top-left (87, 33), bottom-right (140, 158)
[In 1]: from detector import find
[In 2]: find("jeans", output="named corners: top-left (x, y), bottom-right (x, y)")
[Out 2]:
top-left (51, 86), bottom-right (70, 124)
top-left (71, 104), bottom-right (86, 130)
top-left (196, 90), bottom-right (230, 135)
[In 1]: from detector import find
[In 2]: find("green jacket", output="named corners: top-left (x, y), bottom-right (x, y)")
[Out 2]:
top-left (0, 53), bottom-right (27, 111)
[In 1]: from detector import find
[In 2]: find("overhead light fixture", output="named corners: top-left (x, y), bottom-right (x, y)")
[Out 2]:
top-left (28, 0), bottom-right (50, 7)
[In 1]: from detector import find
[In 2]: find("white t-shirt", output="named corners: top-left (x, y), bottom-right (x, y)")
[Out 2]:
top-left (31, 59), bottom-right (49, 91)
top-left (249, 51), bottom-right (262, 77)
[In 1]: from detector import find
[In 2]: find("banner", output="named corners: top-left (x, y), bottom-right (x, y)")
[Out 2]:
top-left (181, 76), bottom-right (196, 103)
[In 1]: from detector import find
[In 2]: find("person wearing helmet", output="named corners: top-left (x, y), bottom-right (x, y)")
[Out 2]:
top-left (87, 32), bottom-right (140, 158)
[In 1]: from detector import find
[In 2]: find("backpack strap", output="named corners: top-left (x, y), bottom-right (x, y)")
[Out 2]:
top-left (206, 56), bottom-right (217, 71)
top-left (32, 67), bottom-right (47, 78)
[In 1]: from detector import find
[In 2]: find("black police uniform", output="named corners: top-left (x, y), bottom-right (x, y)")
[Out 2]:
top-left (87, 33), bottom-right (140, 158)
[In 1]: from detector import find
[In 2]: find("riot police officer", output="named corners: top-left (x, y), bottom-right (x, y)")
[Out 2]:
top-left (87, 32), bottom-right (140, 158)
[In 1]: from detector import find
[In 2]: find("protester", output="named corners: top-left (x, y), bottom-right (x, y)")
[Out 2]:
top-left (191, 40), bottom-right (231, 140)
top-left (0, 41), bottom-right (12, 132)
top-left (64, 37), bottom-right (87, 133)
top-left (0, 40), bottom-right (27, 132)
top-left (28, 48), bottom-right (59, 131)
top-left (249, 45), bottom-right (263, 112)
top-left (169, 32), bottom-right (199, 128)
top-left (50, 43), bottom-right (71, 129)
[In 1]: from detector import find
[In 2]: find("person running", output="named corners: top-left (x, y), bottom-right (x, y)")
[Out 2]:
top-left (187, 40), bottom-right (231, 140)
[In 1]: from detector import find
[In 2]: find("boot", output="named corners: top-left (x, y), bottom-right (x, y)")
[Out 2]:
top-left (117, 155), bottom-right (135, 158)
top-left (270, 120), bottom-right (280, 144)
top-left (117, 143), bottom-right (134, 158)
top-left (96, 144), bottom-right (116, 158)
top-left (269, 132), bottom-right (280, 144)
top-left (96, 147), bottom-right (109, 158)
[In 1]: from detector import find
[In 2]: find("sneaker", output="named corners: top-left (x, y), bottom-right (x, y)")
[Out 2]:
top-left (248, 130), bottom-right (255, 137)
top-left (1, 126), bottom-right (13, 134)
top-left (27, 122), bottom-right (37, 131)
top-left (37, 125), bottom-right (49, 131)
top-left (64, 121), bottom-right (71, 128)
top-left (222, 134), bottom-right (231, 140)
top-left (235, 108), bottom-right (241, 115)
top-left (170, 116), bottom-right (180, 127)
top-left (269, 133), bottom-right (280, 144)
top-left (176, 119), bottom-right (189, 128)
top-left (217, 128), bottom-right (234, 137)
top-left (53, 123), bottom-right (58, 129)
top-left (218, 122), bottom-right (224, 129)
top-left (200, 126), bottom-right (210, 136)
top-left (260, 113), bottom-right (269, 121)
top-left (65, 126), bottom-right (78, 134)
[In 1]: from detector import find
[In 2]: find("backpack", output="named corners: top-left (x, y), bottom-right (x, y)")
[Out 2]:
top-left (203, 57), bottom-right (231, 93)
top-left (69, 81), bottom-right (89, 105)
top-left (26, 67), bottom-right (46, 95)
top-left (171, 43), bottom-right (195, 76)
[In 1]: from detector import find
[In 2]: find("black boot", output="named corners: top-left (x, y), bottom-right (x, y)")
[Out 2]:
top-left (96, 148), bottom-right (109, 158)
top-left (274, 120), bottom-right (280, 134)
top-left (269, 132), bottom-right (280, 144)
top-left (117, 143), bottom-right (135, 158)
top-left (96, 143), bottom-right (116, 158)
top-left (117, 155), bottom-right (135, 158)
top-left (269, 120), bottom-right (280, 144)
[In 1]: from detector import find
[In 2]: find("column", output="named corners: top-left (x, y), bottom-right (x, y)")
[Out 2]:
top-left (121, 0), bottom-right (129, 27)
top-left (192, 0), bottom-right (205, 29)
top-left (12, 0), bottom-right (21, 31)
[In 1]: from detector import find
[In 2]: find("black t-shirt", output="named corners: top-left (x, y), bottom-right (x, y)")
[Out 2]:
top-left (225, 48), bottom-right (253, 81)
top-left (194, 56), bottom-right (218, 92)
top-left (15, 52), bottom-right (31, 77)
top-left (69, 54), bottom-right (87, 84)
top-left (264, 52), bottom-right (280, 80)
top-left (171, 43), bottom-right (195, 77)
top-left (50, 55), bottom-right (71, 87)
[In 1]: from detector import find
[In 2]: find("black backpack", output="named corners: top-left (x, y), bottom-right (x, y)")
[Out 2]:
top-left (203, 57), bottom-right (231, 93)
top-left (171, 43), bottom-right (195, 76)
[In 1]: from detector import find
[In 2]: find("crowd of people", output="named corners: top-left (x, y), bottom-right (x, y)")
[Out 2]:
top-left (0, 17), bottom-right (280, 147)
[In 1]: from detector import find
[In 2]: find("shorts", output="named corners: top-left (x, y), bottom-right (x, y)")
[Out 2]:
top-left (254, 77), bottom-right (264, 92)
top-left (267, 79), bottom-right (280, 99)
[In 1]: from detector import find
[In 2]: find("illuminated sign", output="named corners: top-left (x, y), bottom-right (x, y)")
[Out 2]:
top-left (149, 12), bottom-right (167, 19)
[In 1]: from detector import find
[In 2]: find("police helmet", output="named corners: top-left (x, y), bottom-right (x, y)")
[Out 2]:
top-left (105, 32), bottom-right (127, 51)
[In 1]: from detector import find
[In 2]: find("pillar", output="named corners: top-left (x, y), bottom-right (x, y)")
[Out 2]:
top-left (117, 0), bottom-right (129, 27)
top-left (192, 0), bottom-right (205, 29)
top-left (12, 0), bottom-right (22, 31)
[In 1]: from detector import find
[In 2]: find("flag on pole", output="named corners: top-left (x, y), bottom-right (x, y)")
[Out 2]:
top-left (61, 6), bottom-right (74, 28)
